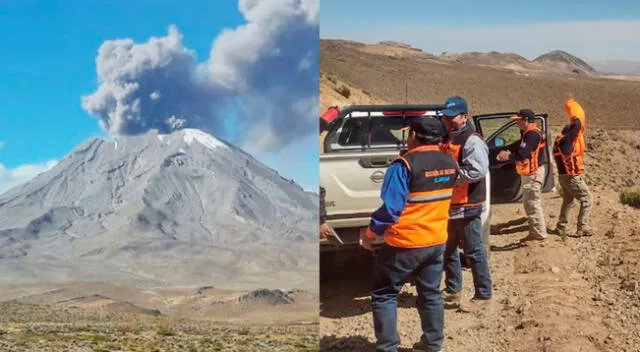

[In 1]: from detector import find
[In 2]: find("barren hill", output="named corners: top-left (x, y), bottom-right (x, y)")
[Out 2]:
top-left (319, 39), bottom-right (640, 130)
top-left (377, 41), bottom-right (423, 52)
top-left (0, 128), bottom-right (318, 291)
top-left (440, 51), bottom-right (529, 67)
top-left (534, 50), bottom-right (596, 74)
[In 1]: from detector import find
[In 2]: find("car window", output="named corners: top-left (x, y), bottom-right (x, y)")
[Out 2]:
top-left (330, 114), bottom-right (422, 151)
top-left (337, 118), bottom-right (365, 146)
top-left (490, 123), bottom-right (521, 148)
top-left (478, 116), bottom-right (545, 149)
top-left (369, 115), bottom-right (414, 147)
top-left (477, 118), bottom-right (507, 140)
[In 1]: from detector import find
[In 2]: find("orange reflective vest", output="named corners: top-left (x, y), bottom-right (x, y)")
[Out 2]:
top-left (384, 145), bottom-right (459, 248)
top-left (553, 135), bottom-right (584, 175)
top-left (554, 98), bottom-right (586, 175)
top-left (444, 129), bottom-right (487, 207)
top-left (515, 124), bottom-right (545, 176)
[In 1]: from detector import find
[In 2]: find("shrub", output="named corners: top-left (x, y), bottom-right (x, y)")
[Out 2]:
top-left (156, 326), bottom-right (176, 336)
top-left (620, 187), bottom-right (640, 208)
top-left (335, 85), bottom-right (351, 98)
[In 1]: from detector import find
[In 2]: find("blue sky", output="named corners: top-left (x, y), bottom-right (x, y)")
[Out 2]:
top-left (0, 0), bottom-right (319, 193)
top-left (321, 0), bottom-right (640, 61)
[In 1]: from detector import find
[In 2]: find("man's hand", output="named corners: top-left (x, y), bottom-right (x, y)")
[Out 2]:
top-left (496, 150), bottom-right (511, 162)
top-left (320, 222), bottom-right (330, 239)
top-left (360, 228), bottom-right (378, 251)
top-left (361, 235), bottom-right (374, 251)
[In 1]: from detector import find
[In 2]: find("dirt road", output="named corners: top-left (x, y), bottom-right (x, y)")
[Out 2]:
top-left (320, 190), bottom-right (640, 352)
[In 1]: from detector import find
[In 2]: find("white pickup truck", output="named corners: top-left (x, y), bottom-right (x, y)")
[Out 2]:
top-left (319, 104), bottom-right (555, 253)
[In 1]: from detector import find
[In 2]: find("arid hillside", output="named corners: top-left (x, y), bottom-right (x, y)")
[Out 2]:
top-left (0, 282), bottom-right (319, 351)
top-left (320, 40), bottom-right (640, 130)
top-left (0, 301), bottom-right (317, 352)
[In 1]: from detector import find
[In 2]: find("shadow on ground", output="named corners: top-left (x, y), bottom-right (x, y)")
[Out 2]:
top-left (320, 335), bottom-right (415, 352)
top-left (488, 217), bottom-right (532, 252)
top-left (491, 217), bottom-right (529, 236)
top-left (320, 250), bottom-right (420, 319)
top-left (490, 242), bottom-right (527, 252)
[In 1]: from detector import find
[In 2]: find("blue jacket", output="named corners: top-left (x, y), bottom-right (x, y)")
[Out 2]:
top-left (369, 161), bottom-right (409, 236)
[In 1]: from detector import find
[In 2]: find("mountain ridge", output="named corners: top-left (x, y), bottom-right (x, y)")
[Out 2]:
top-left (365, 40), bottom-right (601, 75)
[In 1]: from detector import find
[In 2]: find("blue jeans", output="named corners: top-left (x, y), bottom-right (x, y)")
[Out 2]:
top-left (444, 216), bottom-right (492, 299)
top-left (371, 243), bottom-right (445, 352)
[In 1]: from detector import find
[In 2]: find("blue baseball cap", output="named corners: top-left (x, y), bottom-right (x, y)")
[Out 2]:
top-left (441, 96), bottom-right (468, 117)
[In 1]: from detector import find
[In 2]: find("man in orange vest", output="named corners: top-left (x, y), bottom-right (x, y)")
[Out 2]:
top-left (549, 98), bottom-right (593, 237)
top-left (361, 116), bottom-right (458, 352)
top-left (497, 109), bottom-right (549, 242)
top-left (439, 96), bottom-right (493, 313)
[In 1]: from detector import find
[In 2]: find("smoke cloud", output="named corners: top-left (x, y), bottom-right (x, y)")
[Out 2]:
top-left (82, 0), bottom-right (319, 152)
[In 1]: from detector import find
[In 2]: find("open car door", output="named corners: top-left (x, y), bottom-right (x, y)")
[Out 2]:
top-left (472, 112), bottom-right (554, 203)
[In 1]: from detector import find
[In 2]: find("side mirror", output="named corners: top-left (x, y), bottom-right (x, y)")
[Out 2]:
top-left (492, 137), bottom-right (505, 147)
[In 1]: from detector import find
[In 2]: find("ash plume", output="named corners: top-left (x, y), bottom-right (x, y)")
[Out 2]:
top-left (82, 0), bottom-right (319, 152)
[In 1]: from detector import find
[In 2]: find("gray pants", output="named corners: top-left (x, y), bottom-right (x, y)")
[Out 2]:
top-left (557, 174), bottom-right (592, 232)
top-left (521, 165), bottom-right (547, 238)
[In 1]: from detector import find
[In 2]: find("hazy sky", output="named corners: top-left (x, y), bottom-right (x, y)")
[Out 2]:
top-left (0, 0), bottom-right (319, 194)
top-left (320, 0), bottom-right (640, 62)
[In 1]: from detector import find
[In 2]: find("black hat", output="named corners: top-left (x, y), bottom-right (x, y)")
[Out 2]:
top-left (409, 116), bottom-right (447, 139)
top-left (510, 108), bottom-right (536, 122)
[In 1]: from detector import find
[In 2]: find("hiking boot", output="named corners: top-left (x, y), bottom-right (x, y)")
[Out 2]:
top-left (519, 233), bottom-right (546, 243)
top-left (442, 289), bottom-right (461, 304)
top-left (577, 228), bottom-right (594, 237)
top-left (459, 297), bottom-right (491, 312)
top-left (411, 340), bottom-right (441, 351)
top-left (547, 226), bottom-right (567, 236)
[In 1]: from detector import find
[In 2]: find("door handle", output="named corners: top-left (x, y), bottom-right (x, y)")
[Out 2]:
top-left (360, 157), bottom-right (394, 168)
top-left (370, 171), bottom-right (385, 183)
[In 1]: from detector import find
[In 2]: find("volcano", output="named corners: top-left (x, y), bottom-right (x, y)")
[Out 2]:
top-left (0, 129), bottom-right (318, 290)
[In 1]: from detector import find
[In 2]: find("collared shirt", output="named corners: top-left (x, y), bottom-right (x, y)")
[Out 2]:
top-left (448, 124), bottom-right (489, 185)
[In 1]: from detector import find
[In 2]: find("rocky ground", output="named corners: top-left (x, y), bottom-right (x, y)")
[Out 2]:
top-left (319, 128), bottom-right (640, 352)
top-left (320, 191), bottom-right (639, 352)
